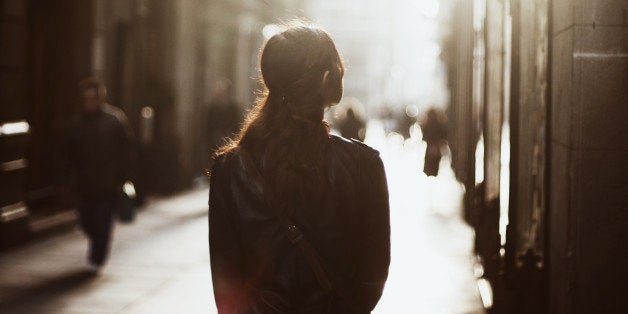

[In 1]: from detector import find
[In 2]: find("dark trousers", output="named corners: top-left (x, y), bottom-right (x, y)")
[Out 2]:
top-left (78, 195), bottom-right (116, 266)
top-left (424, 144), bottom-right (442, 177)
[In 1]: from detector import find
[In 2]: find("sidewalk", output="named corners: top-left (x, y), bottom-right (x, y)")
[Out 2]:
top-left (0, 187), bottom-right (214, 314)
top-left (366, 122), bottom-right (485, 314)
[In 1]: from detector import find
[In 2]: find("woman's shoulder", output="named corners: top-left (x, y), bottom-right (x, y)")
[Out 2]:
top-left (209, 148), bottom-right (240, 177)
top-left (330, 135), bottom-right (381, 169)
top-left (330, 134), bottom-right (380, 159)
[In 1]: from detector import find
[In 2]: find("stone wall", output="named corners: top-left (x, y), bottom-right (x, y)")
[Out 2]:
top-left (549, 0), bottom-right (628, 313)
top-left (447, 0), bottom-right (476, 190)
top-left (483, 0), bottom-right (505, 204)
top-left (509, 0), bottom-right (550, 263)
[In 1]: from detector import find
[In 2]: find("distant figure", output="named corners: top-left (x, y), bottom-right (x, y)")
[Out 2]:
top-left (420, 108), bottom-right (448, 176)
top-left (339, 108), bottom-right (366, 141)
top-left (206, 79), bottom-right (243, 154)
top-left (398, 107), bottom-right (417, 139)
top-left (66, 77), bottom-right (134, 270)
top-left (209, 25), bottom-right (390, 313)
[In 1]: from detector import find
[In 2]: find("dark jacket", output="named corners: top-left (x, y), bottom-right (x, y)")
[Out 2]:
top-left (66, 104), bottom-right (134, 199)
top-left (208, 135), bottom-right (390, 314)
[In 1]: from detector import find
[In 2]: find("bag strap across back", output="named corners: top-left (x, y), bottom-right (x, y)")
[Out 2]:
top-left (237, 149), bottom-right (361, 314)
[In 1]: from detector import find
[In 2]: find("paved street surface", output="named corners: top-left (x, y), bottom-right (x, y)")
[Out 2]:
top-left (0, 122), bottom-right (484, 313)
top-left (0, 188), bottom-right (212, 314)
top-left (366, 122), bottom-right (484, 314)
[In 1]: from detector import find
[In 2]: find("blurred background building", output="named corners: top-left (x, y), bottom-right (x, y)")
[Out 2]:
top-left (308, 0), bottom-right (448, 119)
top-left (0, 0), bottom-right (305, 245)
top-left (442, 0), bottom-right (628, 313)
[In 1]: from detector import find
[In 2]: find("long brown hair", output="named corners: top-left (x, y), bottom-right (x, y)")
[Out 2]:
top-left (214, 24), bottom-right (344, 206)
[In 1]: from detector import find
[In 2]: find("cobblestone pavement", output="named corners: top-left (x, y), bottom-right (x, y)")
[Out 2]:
top-left (0, 122), bottom-right (484, 314)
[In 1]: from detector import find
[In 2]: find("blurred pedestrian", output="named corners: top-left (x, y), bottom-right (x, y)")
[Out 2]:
top-left (209, 24), bottom-right (390, 313)
top-left (65, 77), bottom-right (134, 270)
top-left (206, 78), bottom-right (243, 155)
top-left (339, 107), bottom-right (366, 141)
top-left (420, 108), bottom-right (448, 176)
top-left (398, 105), bottom-right (418, 139)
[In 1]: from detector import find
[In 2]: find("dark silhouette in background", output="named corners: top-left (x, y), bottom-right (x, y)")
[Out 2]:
top-left (397, 109), bottom-right (417, 139)
top-left (209, 25), bottom-right (390, 313)
top-left (65, 77), bottom-right (135, 270)
top-left (420, 108), bottom-right (447, 177)
top-left (206, 79), bottom-right (243, 155)
top-left (339, 108), bottom-right (366, 141)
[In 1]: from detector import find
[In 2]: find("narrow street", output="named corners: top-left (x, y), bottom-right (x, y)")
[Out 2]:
top-left (0, 123), bottom-right (483, 314)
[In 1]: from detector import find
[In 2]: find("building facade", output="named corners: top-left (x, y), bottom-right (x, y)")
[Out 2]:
top-left (442, 0), bottom-right (628, 313)
top-left (0, 0), bottom-right (300, 248)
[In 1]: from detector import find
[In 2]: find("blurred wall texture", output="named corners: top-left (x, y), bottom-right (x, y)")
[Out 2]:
top-left (443, 0), bottom-right (628, 313)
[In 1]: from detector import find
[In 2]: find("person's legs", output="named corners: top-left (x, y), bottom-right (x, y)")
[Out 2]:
top-left (424, 154), bottom-right (440, 176)
top-left (88, 196), bottom-right (115, 266)
top-left (423, 143), bottom-right (442, 177)
top-left (78, 200), bottom-right (97, 259)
